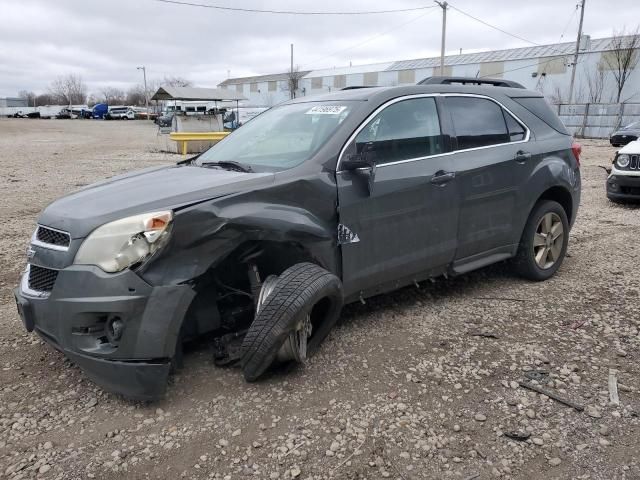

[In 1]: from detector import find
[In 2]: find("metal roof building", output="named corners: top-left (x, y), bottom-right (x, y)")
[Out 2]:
top-left (218, 36), bottom-right (640, 107)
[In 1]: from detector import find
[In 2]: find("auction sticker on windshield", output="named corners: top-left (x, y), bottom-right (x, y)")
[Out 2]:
top-left (306, 106), bottom-right (347, 115)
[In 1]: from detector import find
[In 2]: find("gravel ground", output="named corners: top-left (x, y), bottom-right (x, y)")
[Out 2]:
top-left (0, 118), bottom-right (638, 480)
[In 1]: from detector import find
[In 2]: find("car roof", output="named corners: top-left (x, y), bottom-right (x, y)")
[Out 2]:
top-left (287, 84), bottom-right (543, 105)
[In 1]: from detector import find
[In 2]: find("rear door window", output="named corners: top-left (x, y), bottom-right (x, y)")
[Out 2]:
top-left (354, 97), bottom-right (444, 164)
top-left (447, 97), bottom-right (510, 150)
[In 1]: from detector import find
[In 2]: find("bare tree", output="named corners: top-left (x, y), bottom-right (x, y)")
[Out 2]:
top-left (48, 74), bottom-right (88, 105)
top-left (86, 93), bottom-right (100, 107)
top-left (549, 85), bottom-right (565, 105)
top-left (162, 76), bottom-right (192, 87)
top-left (35, 93), bottom-right (55, 106)
top-left (584, 64), bottom-right (607, 103)
top-left (100, 87), bottom-right (126, 105)
top-left (603, 27), bottom-right (640, 103)
top-left (284, 66), bottom-right (305, 99)
top-left (126, 84), bottom-right (146, 106)
top-left (18, 90), bottom-right (36, 107)
top-left (146, 78), bottom-right (161, 96)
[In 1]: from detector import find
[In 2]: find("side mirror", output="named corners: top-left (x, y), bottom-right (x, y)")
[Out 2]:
top-left (342, 154), bottom-right (371, 170)
top-left (341, 143), bottom-right (377, 171)
top-left (340, 143), bottom-right (377, 196)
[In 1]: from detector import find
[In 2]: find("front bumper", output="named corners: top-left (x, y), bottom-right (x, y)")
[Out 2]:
top-left (14, 264), bottom-right (194, 400)
top-left (610, 135), bottom-right (638, 146)
top-left (606, 174), bottom-right (640, 201)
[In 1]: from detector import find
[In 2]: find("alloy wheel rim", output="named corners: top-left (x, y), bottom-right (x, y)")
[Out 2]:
top-left (533, 212), bottom-right (564, 269)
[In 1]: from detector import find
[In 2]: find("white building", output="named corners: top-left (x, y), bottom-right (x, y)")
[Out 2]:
top-left (218, 35), bottom-right (640, 107)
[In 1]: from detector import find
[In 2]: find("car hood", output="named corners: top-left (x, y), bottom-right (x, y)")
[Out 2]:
top-left (613, 129), bottom-right (640, 136)
top-left (38, 164), bottom-right (274, 238)
top-left (618, 139), bottom-right (640, 154)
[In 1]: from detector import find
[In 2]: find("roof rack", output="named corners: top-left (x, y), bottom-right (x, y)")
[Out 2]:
top-left (341, 86), bottom-right (376, 90)
top-left (417, 76), bottom-right (525, 89)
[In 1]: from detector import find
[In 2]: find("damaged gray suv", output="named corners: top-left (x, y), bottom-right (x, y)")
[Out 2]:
top-left (14, 77), bottom-right (581, 400)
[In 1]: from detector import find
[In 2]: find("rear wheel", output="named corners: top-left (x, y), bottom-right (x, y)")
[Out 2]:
top-left (513, 200), bottom-right (569, 281)
top-left (241, 263), bottom-right (343, 382)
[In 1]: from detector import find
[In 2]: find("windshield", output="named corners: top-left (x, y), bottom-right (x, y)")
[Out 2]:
top-left (197, 102), bottom-right (355, 171)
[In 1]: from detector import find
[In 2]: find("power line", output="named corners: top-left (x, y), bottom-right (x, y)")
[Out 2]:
top-left (152, 0), bottom-right (437, 15)
top-left (447, 3), bottom-right (545, 47)
top-left (536, 4), bottom-right (579, 87)
top-left (558, 4), bottom-right (580, 42)
top-left (304, 9), bottom-right (437, 68)
top-left (447, 2), bottom-right (576, 57)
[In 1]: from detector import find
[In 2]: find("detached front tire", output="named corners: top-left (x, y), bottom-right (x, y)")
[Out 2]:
top-left (513, 200), bottom-right (569, 281)
top-left (241, 263), bottom-right (343, 382)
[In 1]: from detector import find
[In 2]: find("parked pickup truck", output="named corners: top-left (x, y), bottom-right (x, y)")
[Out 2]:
top-left (14, 77), bottom-right (581, 400)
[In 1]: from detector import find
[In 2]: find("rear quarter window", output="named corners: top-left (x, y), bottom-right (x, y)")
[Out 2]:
top-left (512, 97), bottom-right (568, 135)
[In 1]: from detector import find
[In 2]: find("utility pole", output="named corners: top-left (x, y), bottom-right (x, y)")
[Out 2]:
top-left (137, 66), bottom-right (149, 118)
top-left (290, 43), bottom-right (295, 99)
top-left (435, 1), bottom-right (448, 75)
top-left (568, 0), bottom-right (586, 104)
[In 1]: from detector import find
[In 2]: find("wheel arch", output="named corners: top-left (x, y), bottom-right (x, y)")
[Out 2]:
top-left (536, 185), bottom-right (573, 223)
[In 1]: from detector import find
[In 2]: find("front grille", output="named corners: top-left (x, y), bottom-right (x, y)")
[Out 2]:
top-left (35, 226), bottom-right (70, 248)
top-left (630, 155), bottom-right (639, 170)
top-left (621, 185), bottom-right (640, 196)
top-left (28, 265), bottom-right (59, 293)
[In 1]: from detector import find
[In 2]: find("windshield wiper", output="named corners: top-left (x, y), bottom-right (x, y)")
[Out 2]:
top-left (177, 153), bottom-right (201, 165)
top-left (200, 160), bottom-right (253, 173)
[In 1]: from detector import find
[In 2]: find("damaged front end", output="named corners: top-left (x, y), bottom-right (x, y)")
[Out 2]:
top-left (15, 171), bottom-right (339, 400)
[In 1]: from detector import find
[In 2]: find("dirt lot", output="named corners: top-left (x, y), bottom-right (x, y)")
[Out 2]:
top-left (0, 118), bottom-right (638, 480)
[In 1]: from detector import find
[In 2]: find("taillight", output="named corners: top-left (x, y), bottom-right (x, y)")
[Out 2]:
top-left (571, 141), bottom-right (582, 167)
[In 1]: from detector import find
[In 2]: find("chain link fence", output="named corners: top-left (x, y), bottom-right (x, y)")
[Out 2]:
top-left (556, 103), bottom-right (640, 139)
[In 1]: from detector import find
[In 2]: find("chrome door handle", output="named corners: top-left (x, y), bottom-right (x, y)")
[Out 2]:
top-left (431, 170), bottom-right (456, 185)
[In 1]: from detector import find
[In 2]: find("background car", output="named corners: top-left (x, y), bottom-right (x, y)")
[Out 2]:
top-left (607, 139), bottom-right (640, 203)
top-left (155, 111), bottom-right (174, 127)
top-left (105, 107), bottom-right (135, 120)
top-left (610, 121), bottom-right (640, 146)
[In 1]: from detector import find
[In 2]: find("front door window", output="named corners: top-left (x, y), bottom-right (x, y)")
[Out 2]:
top-left (354, 97), bottom-right (445, 164)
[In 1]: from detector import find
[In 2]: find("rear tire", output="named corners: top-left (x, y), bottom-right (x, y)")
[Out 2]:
top-left (240, 263), bottom-right (343, 382)
top-left (513, 200), bottom-right (569, 281)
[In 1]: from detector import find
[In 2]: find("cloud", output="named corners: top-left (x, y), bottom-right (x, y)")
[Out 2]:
top-left (0, 0), bottom-right (634, 96)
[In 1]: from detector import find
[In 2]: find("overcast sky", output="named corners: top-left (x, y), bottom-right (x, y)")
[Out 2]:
top-left (1, 0), bottom-right (638, 97)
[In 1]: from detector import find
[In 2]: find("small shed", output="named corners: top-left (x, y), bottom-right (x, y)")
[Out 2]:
top-left (151, 86), bottom-right (247, 153)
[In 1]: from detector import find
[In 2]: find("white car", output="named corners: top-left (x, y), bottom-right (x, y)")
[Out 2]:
top-left (106, 107), bottom-right (135, 120)
top-left (607, 139), bottom-right (640, 203)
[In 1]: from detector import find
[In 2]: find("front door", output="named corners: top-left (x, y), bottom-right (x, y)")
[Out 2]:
top-left (336, 96), bottom-right (460, 299)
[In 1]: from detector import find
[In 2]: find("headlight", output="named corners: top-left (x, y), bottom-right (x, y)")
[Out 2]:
top-left (75, 211), bottom-right (173, 273)
top-left (616, 154), bottom-right (630, 168)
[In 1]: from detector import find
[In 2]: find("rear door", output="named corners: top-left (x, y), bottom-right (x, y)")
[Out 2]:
top-left (336, 95), bottom-right (460, 299)
top-left (443, 95), bottom-right (531, 261)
